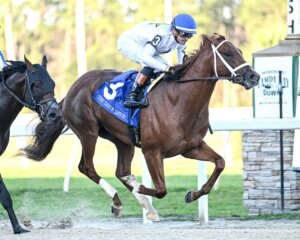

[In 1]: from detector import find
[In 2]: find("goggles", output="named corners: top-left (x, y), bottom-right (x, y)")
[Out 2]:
top-left (177, 30), bottom-right (193, 39)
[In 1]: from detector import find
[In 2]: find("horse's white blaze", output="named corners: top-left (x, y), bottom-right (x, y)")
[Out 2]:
top-left (122, 174), bottom-right (159, 221)
top-left (99, 178), bottom-right (117, 198)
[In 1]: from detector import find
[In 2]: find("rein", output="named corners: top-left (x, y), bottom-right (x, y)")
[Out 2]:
top-left (172, 76), bottom-right (231, 83)
top-left (1, 69), bottom-right (56, 120)
top-left (168, 39), bottom-right (249, 84)
top-left (2, 72), bottom-right (34, 109)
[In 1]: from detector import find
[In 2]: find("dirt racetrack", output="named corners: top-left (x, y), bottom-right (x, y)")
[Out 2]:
top-left (1, 217), bottom-right (300, 240)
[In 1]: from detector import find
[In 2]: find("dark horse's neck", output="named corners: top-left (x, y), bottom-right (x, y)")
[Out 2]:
top-left (0, 61), bottom-right (27, 126)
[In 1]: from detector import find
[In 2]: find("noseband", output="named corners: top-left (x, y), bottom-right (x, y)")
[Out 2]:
top-left (2, 70), bottom-right (57, 121)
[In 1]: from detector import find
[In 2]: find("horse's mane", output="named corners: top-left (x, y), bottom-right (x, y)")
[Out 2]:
top-left (180, 49), bottom-right (202, 74)
top-left (171, 33), bottom-right (226, 78)
top-left (168, 38), bottom-right (205, 79)
top-left (0, 61), bottom-right (27, 81)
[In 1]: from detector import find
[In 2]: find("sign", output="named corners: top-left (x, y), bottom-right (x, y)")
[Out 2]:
top-left (254, 56), bottom-right (294, 118)
top-left (293, 56), bottom-right (300, 169)
top-left (288, 0), bottom-right (300, 34)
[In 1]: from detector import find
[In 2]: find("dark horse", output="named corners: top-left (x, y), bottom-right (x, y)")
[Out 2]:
top-left (23, 34), bottom-right (260, 221)
top-left (0, 56), bottom-right (63, 233)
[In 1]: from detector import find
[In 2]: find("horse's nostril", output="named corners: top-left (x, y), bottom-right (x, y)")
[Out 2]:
top-left (250, 73), bottom-right (260, 81)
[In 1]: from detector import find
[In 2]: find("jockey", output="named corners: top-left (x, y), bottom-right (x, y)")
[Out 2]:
top-left (118, 13), bottom-right (197, 108)
top-left (0, 50), bottom-right (7, 71)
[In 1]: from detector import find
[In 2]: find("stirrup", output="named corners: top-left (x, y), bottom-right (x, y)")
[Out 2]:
top-left (124, 98), bottom-right (148, 108)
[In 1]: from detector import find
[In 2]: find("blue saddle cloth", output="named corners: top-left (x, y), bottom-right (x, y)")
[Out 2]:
top-left (92, 70), bottom-right (146, 128)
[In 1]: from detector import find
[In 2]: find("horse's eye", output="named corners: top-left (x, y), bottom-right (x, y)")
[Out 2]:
top-left (31, 81), bottom-right (42, 90)
top-left (32, 84), bottom-right (39, 89)
top-left (223, 52), bottom-right (232, 58)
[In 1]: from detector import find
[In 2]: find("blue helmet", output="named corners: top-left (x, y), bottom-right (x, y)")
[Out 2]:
top-left (171, 14), bottom-right (197, 34)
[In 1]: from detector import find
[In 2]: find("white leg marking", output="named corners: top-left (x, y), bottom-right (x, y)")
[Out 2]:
top-left (99, 178), bottom-right (117, 198)
top-left (122, 174), bottom-right (159, 221)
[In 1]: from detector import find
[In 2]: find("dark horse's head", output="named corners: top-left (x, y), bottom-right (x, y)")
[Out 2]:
top-left (24, 56), bottom-right (62, 122)
top-left (2, 56), bottom-right (64, 160)
top-left (3, 56), bottom-right (62, 123)
top-left (200, 33), bottom-right (260, 89)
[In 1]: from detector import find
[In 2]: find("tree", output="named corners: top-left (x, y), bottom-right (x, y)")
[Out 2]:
top-left (0, 0), bottom-right (287, 106)
top-left (75, 0), bottom-right (87, 77)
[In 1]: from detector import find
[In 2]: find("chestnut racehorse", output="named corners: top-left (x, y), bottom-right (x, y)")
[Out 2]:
top-left (23, 34), bottom-right (260, 221)
top-left (0, 56), bottom-right (63, 234)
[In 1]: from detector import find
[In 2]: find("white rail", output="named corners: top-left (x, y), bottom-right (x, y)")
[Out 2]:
top-left (11, 108), bottom-right (300, 136)
top-left (9, 108), bottom-right (300, 224)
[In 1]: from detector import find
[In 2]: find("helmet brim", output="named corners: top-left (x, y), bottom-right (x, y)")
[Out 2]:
top-left (175, 26), bottom-right (197, 34)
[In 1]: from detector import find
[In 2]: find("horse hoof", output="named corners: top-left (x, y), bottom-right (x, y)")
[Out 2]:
top-left (185, 191), bottom-right (193, 203)
top-left (14, 225), bottom-right (30, 234)
top-left (111, 204), bottom-right (123, 217)
top-left (146, 211), bottom-right (160, 221)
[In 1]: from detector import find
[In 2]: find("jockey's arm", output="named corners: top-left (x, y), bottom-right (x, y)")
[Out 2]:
top-left (177, 46), bottom-right (186, 65)
top-left (142, 43), bottom-right (169, 72)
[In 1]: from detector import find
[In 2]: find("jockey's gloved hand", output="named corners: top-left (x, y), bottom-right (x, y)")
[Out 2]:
top-left (168, 68), bottom-right (176, 75)
top-left (164, 66), bottom-right (178, 80)
top-left (163, 65), bottom-right (174, 74)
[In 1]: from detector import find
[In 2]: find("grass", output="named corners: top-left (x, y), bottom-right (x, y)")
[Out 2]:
top-left (1, 132), bottom-right (244, 178)
top-left (2, 133), bottom-right (300, 221)
top-left (0, 175), bottom-right (248, 221)
top-left (1, 132), bottom-right (247, 220)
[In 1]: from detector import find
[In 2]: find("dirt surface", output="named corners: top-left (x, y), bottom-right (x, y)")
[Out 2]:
top-left (1, 217), bottom-right (300, 240)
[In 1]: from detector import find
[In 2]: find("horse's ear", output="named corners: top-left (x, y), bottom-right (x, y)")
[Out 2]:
top-left (201, 33), bottom-right (225, 45)
top-left (201, 34), bottom-right (211, 44)
top-left (24, 55), bottom-right (35, 73)
top-left (213, 33), bottom-right (225, 41)
top-left (42, 55), bottom-right (48, 69)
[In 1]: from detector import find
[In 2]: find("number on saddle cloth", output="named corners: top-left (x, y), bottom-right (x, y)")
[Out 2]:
top-left (92, 70), bottom-right (146, 128)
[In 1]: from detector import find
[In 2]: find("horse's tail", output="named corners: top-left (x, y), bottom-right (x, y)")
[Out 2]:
top-left (21, 99), bottom-right (66, 161)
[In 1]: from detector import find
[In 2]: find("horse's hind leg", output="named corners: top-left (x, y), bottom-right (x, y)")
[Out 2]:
top-left (182, 141), bottom-right (225, 203)
top-left (77, 134), bottom-right (123, 216)
top-left (99, 130), bottom-right (159, 221)
top-left (0, 175), bottom-right (29, 234)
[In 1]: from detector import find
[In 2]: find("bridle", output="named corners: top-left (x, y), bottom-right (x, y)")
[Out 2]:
top-left (170, 39), bottom-right (250, 84)
top-left (2, 68), bottom-right (57, 121)
top-left (212, 39), bottom-right (249, 83)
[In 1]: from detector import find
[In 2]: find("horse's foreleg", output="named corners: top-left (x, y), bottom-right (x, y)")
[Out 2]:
top-left (108, 138), bottom-right (159, 221)
top-left (0, 130), bottom-right (10, 155)
top-left (77, 135), bottom-right (122, 216)
top-left (121, 175), bottom-right (159, 221)
top-left (0, 175), bottom-right (29, 234)
top-left (182, 141), bottom-right (225, 203)
top-left (131, 150), bottom-right (167, 199)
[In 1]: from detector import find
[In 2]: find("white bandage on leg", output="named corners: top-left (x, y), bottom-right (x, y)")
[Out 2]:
top-left (132, 185), bottom-right (159, 221)
top-left (121, 175), bottom-right (159, 221)
top-left (99, 179), bottom-right (117, 198)
top-left (121, 174), bottom-right (139, 188)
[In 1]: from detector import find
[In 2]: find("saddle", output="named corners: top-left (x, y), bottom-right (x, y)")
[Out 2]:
top-left (92, 70), bottom-right (165, 147)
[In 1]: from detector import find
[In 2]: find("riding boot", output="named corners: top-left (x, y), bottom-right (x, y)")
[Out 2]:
top-left (124, 73), bottom-right (149, 108)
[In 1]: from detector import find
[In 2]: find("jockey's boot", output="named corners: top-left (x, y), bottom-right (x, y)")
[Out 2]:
top-left (124, 73), bottom-right (149, 108)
